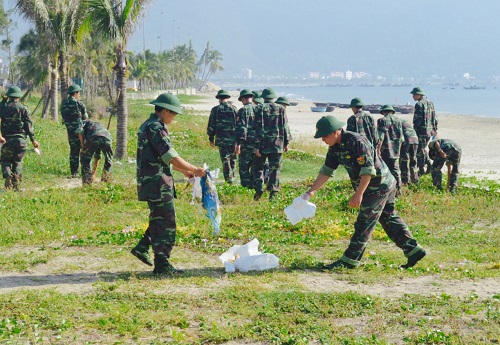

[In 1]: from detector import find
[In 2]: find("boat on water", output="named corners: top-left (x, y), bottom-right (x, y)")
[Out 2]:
top-left (314, 102), bottom-right (329, 108)
top-left (364, 104), bottom-right (382, 114)
top-left (326, 106), bottom-right (336, 112)
top-left (464, 85), bottom-right (486, 90)
top-left (289, 102), bottom-right (298, 106)
top-left (311, 107), bottom-right (327, 112)
top-left (393, 105), bottom-right (414, 114)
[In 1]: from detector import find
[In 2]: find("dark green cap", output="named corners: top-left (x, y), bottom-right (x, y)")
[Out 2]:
top-left (6, 86), bottom-right (23, 98)
top-left (238, 89), bottom-right (254, 101)
top-left (67, 84), bottom-right (82, 94)
top-left (314, 116), bottom-right (345, 138)
top-left (380, 104), bottom-right (395, 114)
top-left (275, 96), bottom-right (290, 106)
top-left (349, 97), bottom-right (364, 107)
top-left (215, 89), bottom-right (231, 99)
top-left (410, 87), bottom-right (425, 95)
top-left (149, 93), bottom-right (182, 114)
top-left (261, 87), bottom-right (277, 99)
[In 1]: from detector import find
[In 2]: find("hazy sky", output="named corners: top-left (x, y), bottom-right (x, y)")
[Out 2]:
top-left (5, 0), bottom-right (500, 78)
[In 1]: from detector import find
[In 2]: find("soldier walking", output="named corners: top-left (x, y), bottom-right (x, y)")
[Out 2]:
top-left (61, 84), bottom-right (88, 177)
top-left (410, 87), bottom-right (438, 176)
top-left (399, 119), bottom-right (419, 185)
top-left (346, 97), bottom-right (377, 147)
top-left (235, 89), bottom-right (255, 188)
top-left (207, 89), bottom-right (238, 184)
top-left (0, 86), bottom-right (39, 190)
top-left (428, 138), bottom-right (462, 193)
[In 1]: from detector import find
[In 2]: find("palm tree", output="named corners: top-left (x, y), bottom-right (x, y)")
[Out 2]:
top-left (81, 0), bottom-right (151, 160)
top-left (197, 42), bottom-right (224, 91)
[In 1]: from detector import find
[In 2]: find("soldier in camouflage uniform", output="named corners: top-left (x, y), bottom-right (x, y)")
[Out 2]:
top-left (235, 89), bottom-right (255, 188)
top-left (428, 138), bottom-right (462, 193)
top-left (275, 96), bottom-right (291, 108)
top-left (252, 91), bottom-right (264, 106)
top-left (61, 84), bottom-right (88, 177)
top-left (376, 105), bottom-right (403, 194)
top-left (132, 93), bottom-right (205, 275)
top-left (399, 119), bottom-right (419, 185)
top-left (207, 89), bottom-right (238, 183)
top-left (77, 120), bottom-right (113, 185)
top-left (252, 87), bottom-right (292, 201)
top-left (346, 97), bottom-right (377, 147)
top-left (303, 116), bottom-right (426, 269)
top-left (411, 87), bottom-right (438, 176)
top-left (0, 86), bottom-right (39, 190)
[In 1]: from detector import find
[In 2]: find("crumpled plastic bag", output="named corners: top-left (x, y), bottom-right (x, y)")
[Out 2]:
top-left (219, 238), bottom-right (279, 273)
top-left (284, 196), bottom-right (316, 225)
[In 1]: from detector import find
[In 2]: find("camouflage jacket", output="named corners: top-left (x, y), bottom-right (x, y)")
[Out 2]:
top-left (428, 139), bottom-right (462, 160)
top-left (207, 101), bottom-right (237, 147)
top-left (137, 113), bottom-right (179, 202)
top-left (400, 119), bottom-right (418, 145)
top-left (346, 110), bottom-right (377, 147)
top-left (377, 113), bottom-right (403, 159)
top-left (61, 96), bottom-right (88, 124)
top-left (320, 130), bottom-right (394, 194)
top-left (76, 120), bottom-right (112, 143)
top-left (0, 100), bottom-right (35, 141)
top-left (235, 103), bottom-right (255, 147)
top-left (413, 98), bottom-right (437, 136)
top-left (253, 100), bottom-right (292, 154)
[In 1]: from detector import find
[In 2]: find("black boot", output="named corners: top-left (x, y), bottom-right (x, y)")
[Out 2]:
top-left (131, 236), bottom-right (153, 266)
top-left (152, 254), bottom-right (184, 275)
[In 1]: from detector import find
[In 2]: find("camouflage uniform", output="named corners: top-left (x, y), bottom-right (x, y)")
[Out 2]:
top-left (136, 113), bottom-right (179, 270)
top-left (0, 100), bottom-right (35, 190)
top-left (61, 95), bottom-right (88, 176)
top-left (413, 98), bottom-right (437, 174)
top-left (252, 100), bottom-right (291, 195)
top-left (377, 113), bottom-right (403, 192)
top-left (236, 102), bottom-right (255, 188)
top-left (207, 102), bottom-right (238, 183)
top-left (399, 119), bottom-right (419, 185)
top-left (320, 130), bottom-right (425, 267)
top-left (76, 120), bottom-right (113, 184)
top-left (428, 139), bottom-right (462, 192)
top-left (346, 110), bottom-right (377, 147)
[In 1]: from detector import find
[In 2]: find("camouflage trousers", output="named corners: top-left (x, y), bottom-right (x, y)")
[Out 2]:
top-left (431, 149), bottom-right (461, 191)
top-left (238, 146), bottom-right (254, 188)
top-left (135, 200), bottom-right (177, 261)
top-left (416, 135), bottom-right (431, 174)
top-left (253, 152), bottom-right (282, 193)
top-left (218, 145), bottom-right (237, 183)
top-left (340, 181), bottom-right (424, 267)
top-left (1, 138), bottom-right (28, 190)
top-left (381, 154), bottom-right (401, 193)
top-left (65, 123), bottom-right (82, 175)
top-left (400, 142), bottom-right (419, 184)
top-left (80, 137), bottom-right (113, 184)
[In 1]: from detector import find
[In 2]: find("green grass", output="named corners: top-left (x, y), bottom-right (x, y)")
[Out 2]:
top-left (0, 96), bottom-right (499, 344)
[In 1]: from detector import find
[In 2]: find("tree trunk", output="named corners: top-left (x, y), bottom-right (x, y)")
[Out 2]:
top-left (114, 48), bottom-right (128, 160)
top-left (50, 64), bottom-right (59, 121)
top-left (59, 53), bottom-right (69, 98)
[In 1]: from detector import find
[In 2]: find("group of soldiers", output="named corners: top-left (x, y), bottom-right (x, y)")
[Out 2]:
top-left (0, 84), bottom-right (114, 191)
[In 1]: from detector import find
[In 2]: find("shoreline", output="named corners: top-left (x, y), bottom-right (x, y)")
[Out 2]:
top-left (184, 91), bottom-right (500, 181)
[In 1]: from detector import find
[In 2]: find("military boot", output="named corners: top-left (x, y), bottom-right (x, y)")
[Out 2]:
top-left (152, 254), bottom-right (184, 275)
top-left (253, 190), bottom-right (263, 201)
top-left (401, 249), bottom-right (426, 269)
top-left (321, 259), bottom-right (356, 270)
top-left (130, 237), bottom-right (153, 266)
top-left (269, 191), bottom-right (278, 202)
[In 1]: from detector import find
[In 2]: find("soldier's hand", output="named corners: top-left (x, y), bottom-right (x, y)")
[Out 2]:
top-left (194, 167), bottom-right (206, 177)
top-left (235, 145), bottom-right (241, 155)
top-left (32, 140), bottom-right (39, 148)
top-left (255, 149), bottom-right (261, 157)
top-left (210, 141), bottom-right (215, 147)
top-left (348, 192), bottom-right (363, 208)
top-left (0, 136), bottom-right (6, 144)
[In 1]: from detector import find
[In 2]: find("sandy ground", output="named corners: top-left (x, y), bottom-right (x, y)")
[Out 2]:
top-left (186, 91), bottom-right (500, 181)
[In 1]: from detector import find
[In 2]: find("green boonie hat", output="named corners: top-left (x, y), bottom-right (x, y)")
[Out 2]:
top-left (252, 90), bottom-right (261, 98)
top-left (238, 89), bottom-right (254, 101)
top-left (410, 87), bottom-right (425, 95)
top-left (215, 89), bottom-right (231, 99)
top-left (349, 97), bottom-right (364, 107)
top-left (314, 116), bottom-right (345, 139)
top-left (149, 93), bottom-right (182, 114)
top-left (253, 97), bottom-right (264, 104)
top-left (6, 86), bottom-right (23, 98)
top-left (67, 84), bottom-right (82, 94)
top-left (275, 96), bottom-right (290, 106)
top-left (261, 87), bottom-right (277, 99)
top-left (380, 104), bottom-right (395, 114)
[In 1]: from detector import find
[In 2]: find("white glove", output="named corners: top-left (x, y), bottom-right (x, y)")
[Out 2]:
top-left (301, 192), bottom-right (311, 201)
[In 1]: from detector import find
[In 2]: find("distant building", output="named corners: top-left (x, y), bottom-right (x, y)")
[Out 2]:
top-left (309, 72), bottom-right (320, 79)
top-left (353, 71), bottom-right (369, 79)
top-left (329, 71), bottom-right (344, 79)
top-left (244, 68), bottom-right (252, 79)
top-left (345, 70), bottom-right (353, 81)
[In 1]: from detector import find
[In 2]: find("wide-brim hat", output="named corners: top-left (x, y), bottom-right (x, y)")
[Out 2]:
top-left (253, 97), bottom-right (264, 104)
top-left (238, 89), bottom-right (254, 101)
top-left (380, 104), bottom-right (395, 114)
top-left (275, 96), bottom-right (290, 106)
top-left (149, 93), bottom-right (182, 114)
top-left (6, 86), bottom-right (23, 98)
top-left (67, 84), bottom-right (82, 94)
top-left (261, 87), bottom-right (277, 99)
top-left (410, 87), bottom-right (425, 95)
top-left (314, 116), bottom-right (345, 138)
top-left (349, 97), bottom-right (365, 107)
top-left (215, 89), bottom-right (231, 99)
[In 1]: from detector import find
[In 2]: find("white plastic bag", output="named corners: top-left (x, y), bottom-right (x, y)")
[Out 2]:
top-left (219, 238), bottom-right (279, 273)
top-left (284, 197), bottom-right (316, 225)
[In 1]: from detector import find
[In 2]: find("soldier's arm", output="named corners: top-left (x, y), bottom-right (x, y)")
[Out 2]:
top-left (434, 140), bottom-right (447, 158)
top-left (22, 108), bottom-right (38, 146)
top-left (79, 101), bottom-right (88, 120)
top-left (0, 135), bottom-right (5, 144)
top-left (207, 108), bottom-right (216, 144)
top-left (346, 116), bottom-right (356, 132)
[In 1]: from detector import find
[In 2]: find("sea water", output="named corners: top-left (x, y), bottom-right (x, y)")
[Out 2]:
top-left (236, 84), bottom-right (500, 118)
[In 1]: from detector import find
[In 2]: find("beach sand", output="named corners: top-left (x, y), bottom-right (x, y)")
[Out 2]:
top-left (185, 91), bottom-right (500, 181)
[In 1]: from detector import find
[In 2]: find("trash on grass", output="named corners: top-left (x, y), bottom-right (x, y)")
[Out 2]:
top-left (284, 196), bottom-right (316, 225)
top-left (219, 238), bottom-right (279, 273)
